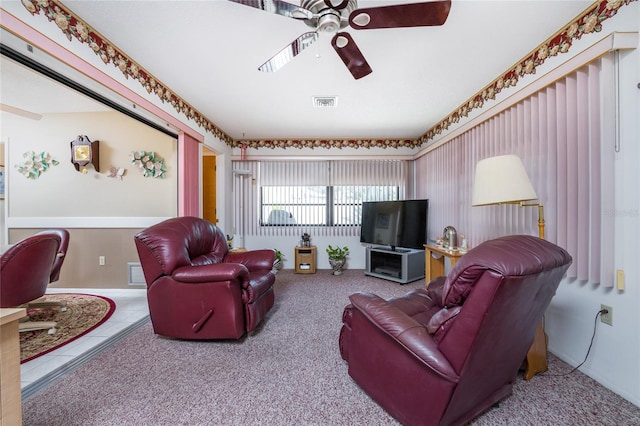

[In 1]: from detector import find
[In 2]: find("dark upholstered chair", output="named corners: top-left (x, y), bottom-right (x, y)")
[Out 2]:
top-left (35, 228), bottom-right (70, 283)
top-left (1, 232), bottom-right (62, 334)
top-left (339, 235), bottom-right (572, 426)
top-left (28, 228), bottom-right (71, 312)
top-left (134, 216), bottom-right (276, 340)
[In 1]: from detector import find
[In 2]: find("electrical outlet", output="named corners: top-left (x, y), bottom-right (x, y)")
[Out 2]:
top-left (99, 256), bottom-right (106, 266)
top-left (600, 304), bottom-right (613, 326)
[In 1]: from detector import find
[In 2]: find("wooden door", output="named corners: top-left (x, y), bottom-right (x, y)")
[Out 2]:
top-left (202, 155), bottom-right (217, 224)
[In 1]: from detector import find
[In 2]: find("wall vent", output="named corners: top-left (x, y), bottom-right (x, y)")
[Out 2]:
top-left (312, 96), bottom-right (338, 108)
top-left (127, 262), bottom-right (145, 286)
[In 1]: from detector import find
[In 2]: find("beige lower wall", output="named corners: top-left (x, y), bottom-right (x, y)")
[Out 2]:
top-left (9, 228), bottom-right (145, 289)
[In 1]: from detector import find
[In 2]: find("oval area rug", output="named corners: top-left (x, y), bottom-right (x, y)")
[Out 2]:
top-left (20, 293), bottom-right (116, 363)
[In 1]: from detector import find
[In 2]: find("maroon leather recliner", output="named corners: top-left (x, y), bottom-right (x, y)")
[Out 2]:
top-left (134, 216), bottom-right (276, 340)
top-left (339, 235), bottom-right (572, 426)
top-left (1, 232), bottom-right (62, 333)
top-left (35, 228), bottom-right (70, 283)
top-left (29, 228), bottom-right (71, 312)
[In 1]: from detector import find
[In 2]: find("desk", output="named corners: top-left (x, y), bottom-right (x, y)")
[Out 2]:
top-left (1, 308), bottom-right (26, 426)
top-left (424, 244), bottom-right (465, 283)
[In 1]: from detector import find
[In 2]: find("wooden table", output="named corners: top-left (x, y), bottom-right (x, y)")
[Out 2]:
top-left (229, 247), bottom-right (248, 253)
top-left (424, 244), bottom-right (465, 283)
top-left (294, 246), bottom-right (316, 274)
top-left (524, 322), bottom-right (549, 380)
top-left (1, 308), bottom-right (26, 426)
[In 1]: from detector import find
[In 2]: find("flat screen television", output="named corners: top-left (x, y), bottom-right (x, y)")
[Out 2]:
top-left (360, 199), bottom-right (429, 251)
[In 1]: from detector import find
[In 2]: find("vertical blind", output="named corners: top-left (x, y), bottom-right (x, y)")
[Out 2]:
top-left (416, 55), bottom-right (615, 287)
top-left (232, 160), bottom-right (409, 238)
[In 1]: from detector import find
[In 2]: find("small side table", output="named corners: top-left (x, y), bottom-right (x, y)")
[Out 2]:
top-left (424, 244), bottom-right (465, 284)
top-left (229, 247), bottom-right (248, 253)
top-left (295, 246), bottom-right (316, 274)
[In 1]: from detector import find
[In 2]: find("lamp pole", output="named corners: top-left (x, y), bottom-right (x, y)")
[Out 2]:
top-left (520, 202), bottom-right (545, 239)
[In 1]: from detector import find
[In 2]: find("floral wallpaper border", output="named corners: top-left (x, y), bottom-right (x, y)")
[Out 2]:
top-left (20, 0), bottom-right (233, 145)
top-left (416, 0), bottom-right (636, 145)
top-left (22, 0), bottom-right (636, 150)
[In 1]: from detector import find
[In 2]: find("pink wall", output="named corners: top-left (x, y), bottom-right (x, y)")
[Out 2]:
top-left (178, 133), bottom-right (201, 217)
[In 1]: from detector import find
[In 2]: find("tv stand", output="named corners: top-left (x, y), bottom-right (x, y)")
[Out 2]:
top-left (365, 246), bottom-right (425, 284)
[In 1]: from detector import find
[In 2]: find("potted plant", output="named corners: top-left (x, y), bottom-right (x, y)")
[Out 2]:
top-left (326, 245), bottom-right (349, 275)
top-left (272, 249), bottom-right (284, 273)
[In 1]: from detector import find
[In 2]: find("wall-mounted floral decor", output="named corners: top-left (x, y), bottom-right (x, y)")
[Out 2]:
top-left (107, 166), bottom-right (126, 180)
top-left (16, 151), bottom-right (59, 179)
top-left (129, 151), bottom-right (166, 178)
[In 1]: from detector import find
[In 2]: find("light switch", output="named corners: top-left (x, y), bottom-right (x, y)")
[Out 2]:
top-left (616, 269), bottom-right (625, 290)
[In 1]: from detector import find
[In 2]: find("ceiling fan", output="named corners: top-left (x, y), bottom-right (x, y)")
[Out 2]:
top-left (229, 0), bottom-right (452, 79)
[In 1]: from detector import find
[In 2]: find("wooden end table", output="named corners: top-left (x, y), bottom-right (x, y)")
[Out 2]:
top-left (294, 246), bottom-right (316, 274)
top-left (424, 244), bottom-right (465, 284)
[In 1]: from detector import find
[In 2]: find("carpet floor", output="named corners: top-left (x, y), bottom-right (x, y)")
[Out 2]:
top-left (22, 270), bottom-right (640, 425)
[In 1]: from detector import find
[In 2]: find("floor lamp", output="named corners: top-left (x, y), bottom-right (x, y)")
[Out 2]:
top-left (471, 154), bottom-right (548, 380)
top-left (233, 169), bottom-right (251, 249)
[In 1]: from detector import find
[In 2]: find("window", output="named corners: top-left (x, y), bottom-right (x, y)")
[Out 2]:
top-left (233, 159), bottom-right (409, 238)
top-left (333, 185), bottom-right (400, 226)
top-left (261, 185), bottom-right (399, 226)
top-left (262, 186), bottom-right (326, 226)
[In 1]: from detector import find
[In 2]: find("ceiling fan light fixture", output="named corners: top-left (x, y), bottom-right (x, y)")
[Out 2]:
top-left (317, 12), bottom-right (342, 33)
top-left (312, 96), bottom-right (338, 108)
top-left (233, 0), bottom-right (449, 80)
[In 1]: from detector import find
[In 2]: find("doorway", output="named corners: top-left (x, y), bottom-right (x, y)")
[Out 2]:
top-left (202, 149), bottom-right (217, 224)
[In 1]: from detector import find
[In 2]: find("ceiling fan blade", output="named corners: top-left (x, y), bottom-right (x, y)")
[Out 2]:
top-left (228, 0), bottom-right (314, 20)
top-left (331, 32), bottom-right (372, 80)
top-left (0, 103), bottom-right (42, 120)
top-left (349, 0), bottom-right (452, 30)
top-left (258, 32), bottom-right (319, 72)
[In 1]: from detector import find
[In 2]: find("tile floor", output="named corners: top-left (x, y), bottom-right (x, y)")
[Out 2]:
top-left (20, 288), bottom-right (149, 397)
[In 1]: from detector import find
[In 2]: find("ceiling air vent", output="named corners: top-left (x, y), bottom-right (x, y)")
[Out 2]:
top-left (312, 96), bottom-right (338, 108)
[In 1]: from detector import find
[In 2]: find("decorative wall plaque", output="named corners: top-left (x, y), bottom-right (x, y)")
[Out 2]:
top-left (70, 135), bottom-right (100, 173)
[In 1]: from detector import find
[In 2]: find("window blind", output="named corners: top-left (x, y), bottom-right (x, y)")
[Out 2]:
top-left (416, 55), bottom-right (615, 286)
top-left (232, 160), bottom-right (409, 238)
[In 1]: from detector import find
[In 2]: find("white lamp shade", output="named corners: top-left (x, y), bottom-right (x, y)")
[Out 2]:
top-left (472, 155), bottom-right (538, 206)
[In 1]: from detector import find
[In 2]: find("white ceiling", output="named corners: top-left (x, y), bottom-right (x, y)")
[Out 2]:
top-left (0, 56), bottom-right (111, 115)
top-left (2, 0), bottom-right (595, 141)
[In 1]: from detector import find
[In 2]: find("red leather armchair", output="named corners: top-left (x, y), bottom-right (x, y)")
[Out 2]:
top-left (29, 228), bottom-right (70, 312)
top-left (1, 232), bottom-right (62, 333)
top-left (35, 228), bottom-right (70, 283)
top-left (339, 235), bottom-right (572, 426)
top-left (134, 216), bottom-right (276, 340)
